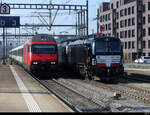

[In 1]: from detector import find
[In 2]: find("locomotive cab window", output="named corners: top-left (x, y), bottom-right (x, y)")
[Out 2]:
top-left (95, 40), bottom-right (106, 53)
top-left (109, 40), bottom-right (122, 52)
top-left (95, 37), bottom-right (122, 53)
top-left (31, 44), bottom-right (56, 54)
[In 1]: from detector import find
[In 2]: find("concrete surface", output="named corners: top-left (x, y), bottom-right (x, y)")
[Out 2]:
top-left (0, 65), bottom-right (73, 112)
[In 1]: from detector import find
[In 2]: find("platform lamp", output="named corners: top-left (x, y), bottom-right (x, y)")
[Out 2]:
top-left (10, 43), bottom-right (12, 65)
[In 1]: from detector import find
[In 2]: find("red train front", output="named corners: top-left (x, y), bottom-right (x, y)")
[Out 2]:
top-left (10, 34), bottom-right (58, 72)
top-left (24, 34), bottom-right (58, 72)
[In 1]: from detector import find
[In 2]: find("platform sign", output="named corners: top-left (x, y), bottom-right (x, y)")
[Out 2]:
top-left (0, 16), bottom-right (20, 28)
top-left (0, 3), bottom-right (10, 14)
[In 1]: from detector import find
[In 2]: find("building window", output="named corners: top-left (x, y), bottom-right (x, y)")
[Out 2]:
top-left (120, 0), bottom-right (124, 6)
top-left (143, 4), bottom-right (145, 12)
top-left (125, 19), bottom-right (127, 27)
top-left (132, 18), bottom-right (135, 25)
top-left (120, 10), bottom-right (124, 17)
top-left (125, 42), bottom-right (127, 49)
top-left (104, 15), bottom-right (106, 21)
top-left (120, 31), bottom-right (122, 38)
top-left (103, 25), bottom-right (105, 31)
top-left (148, 2), bottom-right (150, 10)
top-left (128, 7), bottom-right (131, 15)
top-left (106, 14), bottom-right (108, 21)
top-left (128, 30), bottom-right (131, 38)
top-left (125, 8), bottom-right (127, 16)
top-left (100, 16), bottom-right (102, 22)
top-left (148, 27), bottom-right (150, 36)
top-left (148, 40), bottom-right (150, 48)
top-left (111, 3), bottom-right (113, 9)
top-left (143, 17), bottom-right (145, 25)
top-left (128, 41), bottom-right (131, 49)
top-left (132, 41), bottom-right (135, 49)
top-left (143, 41), bottom-right (146, 48)
top-left (116, 22), bottom-right (119, 29)
top-left (132, 6), bottom-right (134, 14)
top-left (132, 29), bottom-right (135, 37)
top-left (128, 18), bottom-right (131, 26)
top-left (108, 13), bottom-right (110, 20)
top-left (125, 31), bottom-right (127, 38)
top-left (148, 15), bottom-right (150, 23)
top-left (108, 23), bottom-right (111, 30)
top-left (117, 33), bottom-right (119, 38)
top-left (120, 20), bottom-right (124, 28)
top-left (116, 1), bottom-right (119, 8)
top-left (120, 31), bottom-right (123, 38)
top-left (103, 15), bottom-right (104, 22)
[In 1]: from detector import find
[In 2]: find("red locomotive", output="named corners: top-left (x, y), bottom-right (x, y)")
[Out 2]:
top-left (9, 34), bottom-right (58, 72)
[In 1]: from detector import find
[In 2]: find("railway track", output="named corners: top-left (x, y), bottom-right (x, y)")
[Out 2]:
top-left (50, 77), bottom-right (150, 112)
top-left (54, 72), bottom-right (150, 105)
top-left (84, 78), bottom-right (150, 104)
top-left (125, 75), bottom-right (150, 83)
top-left (16, 65), bottom-right (113, 112)
top-left (40, 79), bottom-right (111, 112)
top-left (46, 75), bottom-right (150, 108)
top-left (15, 64), bottom-right (150, 112)
top-left (121, 75), bottom-right (150, 102)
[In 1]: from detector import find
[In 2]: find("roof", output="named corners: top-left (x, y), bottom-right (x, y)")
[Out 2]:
top-left (31, 34), bottom-right (56, 42)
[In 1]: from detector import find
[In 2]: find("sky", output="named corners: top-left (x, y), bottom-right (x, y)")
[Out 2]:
top-left (0, 0), bottom-right (109, 35)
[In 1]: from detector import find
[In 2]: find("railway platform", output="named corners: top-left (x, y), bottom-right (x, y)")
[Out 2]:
top-left (0, 64), bottom-right (73, 112)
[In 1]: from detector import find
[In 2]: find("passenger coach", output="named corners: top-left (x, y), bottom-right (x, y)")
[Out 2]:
top-left (9, 34), bottom-right (58, 72)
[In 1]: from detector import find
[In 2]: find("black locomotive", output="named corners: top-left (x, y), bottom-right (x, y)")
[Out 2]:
top-left (58, 35), bottom-right (124, 82)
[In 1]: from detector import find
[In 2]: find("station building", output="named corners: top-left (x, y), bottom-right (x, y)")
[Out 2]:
top-left (97, 0), bottom-right (150, 61)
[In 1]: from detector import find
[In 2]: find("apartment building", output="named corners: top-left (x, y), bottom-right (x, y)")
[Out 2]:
top-left (97, 0), bottom-right (149, 60)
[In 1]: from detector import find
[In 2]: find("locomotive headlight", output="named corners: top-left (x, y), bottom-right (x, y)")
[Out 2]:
top-left (51, 62), bottom-right (56, 65)
top-left (33, 62), bottom-right (38, 65)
